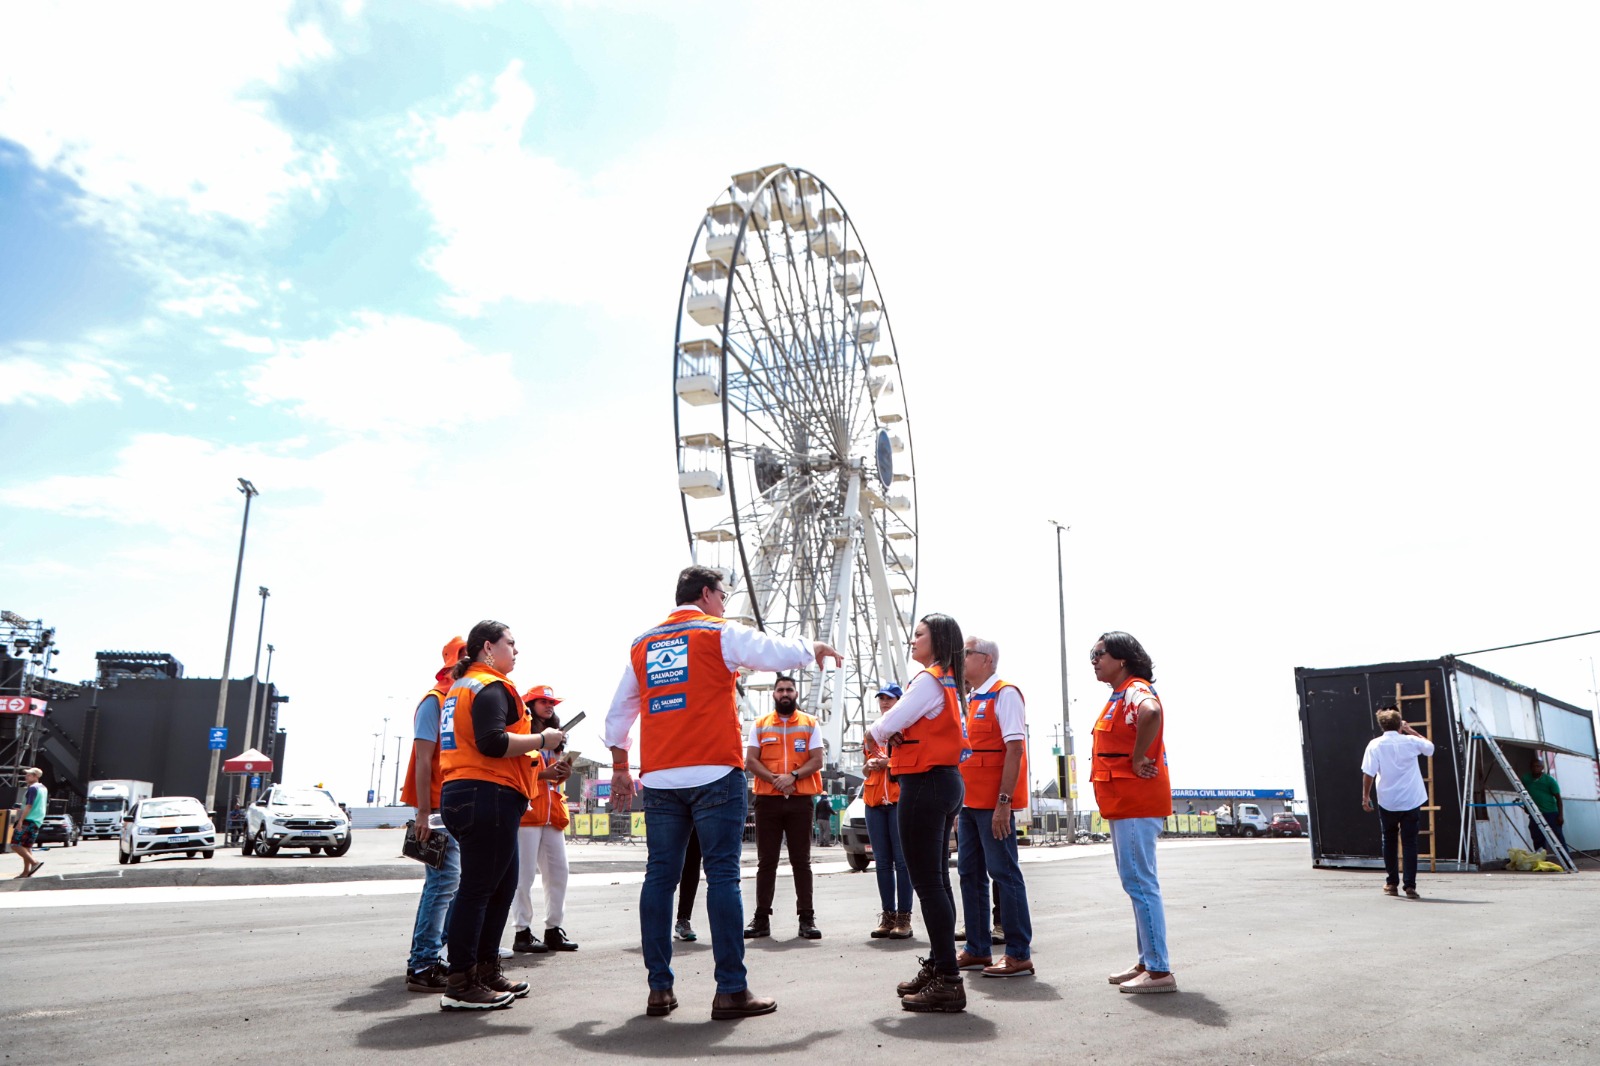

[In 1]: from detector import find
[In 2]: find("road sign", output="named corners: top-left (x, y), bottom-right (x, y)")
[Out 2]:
top-left (367, 789), bottom-right (376, 804)
top-left (249, 775), bottom-right (260, 788)
top-left (209, 727), bottom-right (228, 750)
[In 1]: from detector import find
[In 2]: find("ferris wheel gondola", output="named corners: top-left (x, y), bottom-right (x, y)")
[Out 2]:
top-left (671, 164), bottom-right (918, 770)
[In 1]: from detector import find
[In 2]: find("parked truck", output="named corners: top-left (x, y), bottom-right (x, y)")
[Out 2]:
top-left (1213, 801), bottom-right (1271, 837)
top-left (83, 780), bottom-right (154, 838)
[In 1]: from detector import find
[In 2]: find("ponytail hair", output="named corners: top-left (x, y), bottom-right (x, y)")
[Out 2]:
top-left (453, 619), bottom-right (509, 679)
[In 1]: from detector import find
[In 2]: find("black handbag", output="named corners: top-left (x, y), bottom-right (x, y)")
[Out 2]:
top-left (402, 819), bottom-right (448, 870)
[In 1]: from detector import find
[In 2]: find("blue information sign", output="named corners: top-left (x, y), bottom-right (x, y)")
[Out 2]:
top-left (367, 789), bottom-right (376, 804)
top-left (208, 727), bottom-right (228, 750)
top-left (249, 774), bottom-right (260, 788)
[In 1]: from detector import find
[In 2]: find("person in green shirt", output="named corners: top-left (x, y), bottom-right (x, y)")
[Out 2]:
top-left (1519, 752), bottom-right (1565, 854)
top-left (11, 767), bottom-right (48, 878)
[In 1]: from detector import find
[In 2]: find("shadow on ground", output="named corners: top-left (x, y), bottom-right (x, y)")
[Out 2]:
top-left (554, 1017), bottom-right (842, 1057)
top-left (1123, 988), bottom-right (1230, 1028)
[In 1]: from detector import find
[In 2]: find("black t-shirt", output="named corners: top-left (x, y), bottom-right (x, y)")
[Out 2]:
top-left (471, 681), bottom-right (524, 758)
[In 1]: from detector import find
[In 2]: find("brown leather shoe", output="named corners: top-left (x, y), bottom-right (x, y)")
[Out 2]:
top-left (889, 911), bottom-right (914, 939)
top-left (981, 955), bottom-right (1035, 978)
top-left (646, 989), bottom-right (678, 1017)
top-left (896, 956), bottom-right (936, 997)
top-left (1382, 884), bottom-right (1399, 896)
top-left (901, 971), bottom-right (966, 1013)
top-left (955, 950), bottom-right (993, 971)
top-left (871, 911), bottom-right (896, 938)
top-left (711, 989), bottom-right (778, 1020)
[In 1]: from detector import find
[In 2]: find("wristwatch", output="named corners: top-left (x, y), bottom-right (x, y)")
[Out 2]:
top-left (997, 793), bottom-right (1011, 806)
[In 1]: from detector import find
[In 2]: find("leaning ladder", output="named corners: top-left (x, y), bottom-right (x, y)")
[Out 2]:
top-left (1464, 707), bottom-right (1577, 873)
top-left (1395, 681), bottom-right (1440, 871)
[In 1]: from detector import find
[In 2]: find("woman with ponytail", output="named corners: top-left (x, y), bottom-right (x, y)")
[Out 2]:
top-left (867, 612), bottom-right (971, 1014)
top-left (435, 620), bottom-right (564, 1012)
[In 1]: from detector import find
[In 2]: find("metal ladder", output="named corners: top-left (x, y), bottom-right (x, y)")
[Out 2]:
top-left (1464, 707), bottom-right (1577, 873)
top-left (1395, 681), bottom-right (1440, 871)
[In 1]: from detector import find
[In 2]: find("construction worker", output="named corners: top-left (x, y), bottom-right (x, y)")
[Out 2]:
top-left (744, 674), bottom-right (825, 940)
top-left (955, 635), bottom-right (1035, 978)
top-left (868, 613), bottom-right (972, 1014)
top-left (510, 684), bottom-right (578, 954)
top-left (604, 565), bottom-right (840, 1021)
top-left (402, 636), bottom-right (466, 992)
top-left (862, 682), bottom-right (913, 940)
top-left (1091, 630), bottom-right (1176, 994)
top-left (437, 620), bottom-right (564, 1011)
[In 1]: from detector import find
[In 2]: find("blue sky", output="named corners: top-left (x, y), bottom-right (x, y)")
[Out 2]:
top-left (4, 1), bottom-right (1600, 807)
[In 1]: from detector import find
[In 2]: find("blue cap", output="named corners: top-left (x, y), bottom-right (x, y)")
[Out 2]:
top-left (875, 682), bottom-right (903, 699)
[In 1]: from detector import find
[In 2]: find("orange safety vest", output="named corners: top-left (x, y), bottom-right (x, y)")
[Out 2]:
top-left (962, 679), bottom-right (1027, 809)
top-left (629, 608), bottom-right (745, 775)
top-left (400, 671), bottom-right (452, 809)
top-left (439, 663), bottom-right (537, 798)
top-left (863, 763), bottom-right (899, 806)
top-left (750, 710), bottom-right (824, 796)
top-left (889, 663), bottom-right (969, 775)
top-left (1090, 677), bottom-right (1172, 820)
top-left (521, 751), bottom-right (571, 830)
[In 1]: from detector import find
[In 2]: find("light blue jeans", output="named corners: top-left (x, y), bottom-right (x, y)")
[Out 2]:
top-left (1109, 816), bottom-right (1169, 973)
top-left (407, 826), bottom-right (461, 974)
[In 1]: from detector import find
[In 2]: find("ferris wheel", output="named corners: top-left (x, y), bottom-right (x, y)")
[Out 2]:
top-left (671, 164), bottom-right (917, 770)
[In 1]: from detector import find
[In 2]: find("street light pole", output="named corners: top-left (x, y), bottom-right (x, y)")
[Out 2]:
top-left (237, 587), bottom-right (270, 807)
top-left (1049, 519), bottom-right (1076, 842)
top-left (256, 643), bottom-right (275, 753)
top-left (392, 737), bottom-right (403, 807)
top-left (377, 716), bottom-right (390, 804)
top-left (205, 478), bottom-right (259, 823)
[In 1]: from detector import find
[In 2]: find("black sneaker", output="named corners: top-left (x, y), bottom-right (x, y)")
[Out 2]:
top-left (406, 963), bottom-right (448, 993)
top-left (512, 927), bottom-right (549, 954)
top-left (439, 970), bottom-right (514, 1011)
top-left (901, 971), bottom-right (966, 1013)
top-left (544, 927), bottom-right (579, 951)
top-left (674, 919), bottom-right (697, 942)
top-left (744, 913), bottom-right (771, 939)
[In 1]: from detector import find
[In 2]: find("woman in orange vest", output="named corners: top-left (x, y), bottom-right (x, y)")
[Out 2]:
top-left (862, 682), bottom-right (913, 940)
top-left (867, 613), bottom-right (971, 1014)
top-left (510, 684), bottom-right (577, 955)
top-left (1090, 630), bottom-right (1176, 994)
top-left (436, 620), bottom-right (565, 1012)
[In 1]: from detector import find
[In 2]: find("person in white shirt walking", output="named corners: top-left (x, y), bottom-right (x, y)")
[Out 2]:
top-left (1359, 705), bottom-right (1434, 899)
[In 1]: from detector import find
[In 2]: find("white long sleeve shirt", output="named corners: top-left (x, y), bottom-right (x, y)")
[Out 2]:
top-left (868, 668), bottom-right (948, 747)
top-left (604, 607), bottom-right (816, 788)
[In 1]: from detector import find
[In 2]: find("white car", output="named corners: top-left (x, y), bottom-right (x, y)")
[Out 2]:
top-left (243, 785), bottom-right (352, 857)
top-left (118, 796), bottom-right (216, 864)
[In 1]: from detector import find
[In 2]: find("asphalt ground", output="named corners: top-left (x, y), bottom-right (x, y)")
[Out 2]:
top-left (2, 836), bottom-right (1594, 1065)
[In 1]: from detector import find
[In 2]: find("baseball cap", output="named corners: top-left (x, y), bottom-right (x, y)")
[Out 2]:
top-left (875, 682), bottom-right (903, 699)
top-left (523, 684), bottom-right (563, 705)
top-left (442, 636), bottom-right (466, 666)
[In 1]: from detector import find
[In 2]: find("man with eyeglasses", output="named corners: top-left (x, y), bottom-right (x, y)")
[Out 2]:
top-left (953, 636), bottom-right (1035, 978)
top-left (605, 565), bottom-right (841, 1021)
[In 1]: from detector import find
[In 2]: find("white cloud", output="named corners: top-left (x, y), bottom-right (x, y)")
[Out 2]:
top-left (0, 2), bottom-right (338, 229)
top-left (244, 311), bottom-right (523, 433)
top-left (0, 357), bottom-right (118, 406)
top-left (158, 273), bottom-right (262, 319)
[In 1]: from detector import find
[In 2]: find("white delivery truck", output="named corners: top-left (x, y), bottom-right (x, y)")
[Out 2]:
top-left (1213, 801), bottom-right (1271, 837)
top-left (84, 780), bottom-right (154, 838)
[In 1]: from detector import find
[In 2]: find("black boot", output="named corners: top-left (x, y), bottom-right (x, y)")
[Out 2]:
top-left (544, 926), bottom-right (579, 951)
top-left (744, 911), bottom-right (771, 939)
top-left (512, 927), bottom-right (548, 954)
top-left (797, 913), bottom-right (821, 940)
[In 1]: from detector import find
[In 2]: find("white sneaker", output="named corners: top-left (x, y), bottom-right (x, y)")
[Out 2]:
top-left (497, 946), bottom-right (513, 959)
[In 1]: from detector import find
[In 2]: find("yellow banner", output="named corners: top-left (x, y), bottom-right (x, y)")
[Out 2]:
top-left (1090, 812), bottom-right (1107, 835)
top-left (1200, 814), bottom-right (1217, 834)
top-left (573, 814), bottom-right (591, 837)
top-left (630, 812), bottom-right (647, 837)
top-left (591, 814), bottom-right (611, 837)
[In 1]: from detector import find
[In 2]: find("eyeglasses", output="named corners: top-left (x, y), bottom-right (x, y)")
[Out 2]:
top-left (1089, 649), bottom-right (1110, 662)
top-left (964, 649), bottom-right (988, 657)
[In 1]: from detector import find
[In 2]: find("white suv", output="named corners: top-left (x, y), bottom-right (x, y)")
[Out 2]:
top-left (244, 785), bottom-right (352, 856)
top-left (118, 796), bottom-right (216, 864)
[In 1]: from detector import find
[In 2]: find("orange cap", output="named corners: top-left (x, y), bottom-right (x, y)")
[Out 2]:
top-left (442, 636), bottom-right (467, 666)
top-left (523, 684), bottom-right (562, 705)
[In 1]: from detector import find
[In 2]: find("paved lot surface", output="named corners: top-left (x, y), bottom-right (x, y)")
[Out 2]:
top-left (2, 838), bottom-right (1594, 1065)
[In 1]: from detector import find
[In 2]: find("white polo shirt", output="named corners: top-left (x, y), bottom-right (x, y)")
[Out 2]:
top-left (1360, 731), bottom-right (1435, 812)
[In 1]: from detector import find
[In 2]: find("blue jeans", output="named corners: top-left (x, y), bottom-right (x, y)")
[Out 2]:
top-left (1109, 817), bottom-right (1169, 973)
top-left (864, 802), bottom-right (912, 912)
top-left (957, 806), bottom-right (1033, 960)
top-left (407, 825), bottom-right (461, 973)
top-left (897, 766), bottom-right (964, 975)
top-left (640, 768), bottom-right (749, 994)
top-left (440, 779), bottom-right (526, 975)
